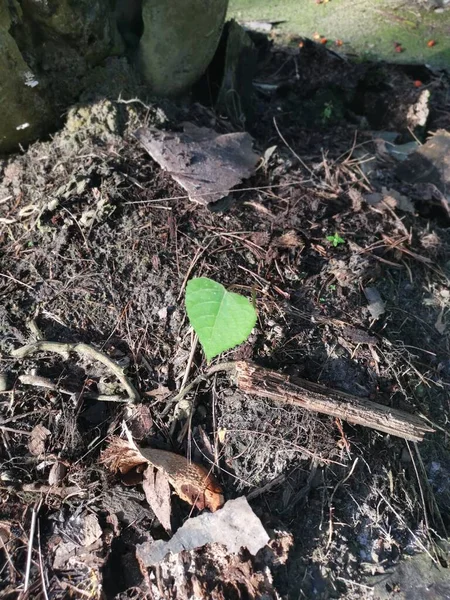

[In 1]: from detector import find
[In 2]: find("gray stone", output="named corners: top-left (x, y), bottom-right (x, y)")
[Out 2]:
top-left (0, 0), bottom-right (122, 153)
top-left (0, 0), bottom-right (229, 152)
top-left (0, 4), bottom-right (54, 152)
top-left (370, 547), bottom-right (450, 599)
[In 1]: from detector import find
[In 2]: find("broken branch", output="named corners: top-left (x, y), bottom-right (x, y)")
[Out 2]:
top-left (11, 341), bottom-right (140, 403)
top-left (231, 361), bottom-right (433, 443)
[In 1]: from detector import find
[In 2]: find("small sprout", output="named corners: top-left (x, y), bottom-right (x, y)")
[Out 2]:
top-left (329, 284), bottom-right (336, 291)
top-left (427, 39), bottom-right (436, 47)
top-left (322, 101), bottom-right (334, 123)
top-left (326, 232), bottom-right (345, 247)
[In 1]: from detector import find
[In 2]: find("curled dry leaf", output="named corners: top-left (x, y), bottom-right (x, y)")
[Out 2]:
top-left (28, 424), bottom-right (51, 456)
top-left (100, 437), bottom-right (147, 475)
top-left (48, 461), bottom-right (67, 486)
top-left (101, 437), bottom-right (224, 513)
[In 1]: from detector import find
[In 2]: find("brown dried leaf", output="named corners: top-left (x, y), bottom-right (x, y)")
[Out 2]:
top-left (0, 521), bottom-right (11, 544)
top-left (100, 437), bottom-right (147, 475)
top-left (139, 447), bottom-right (225, 513)
top-left (28, 424), bottom-right (51, 456)
top-left (101, 437), bottom-right (224, 513)
top-left (48, 461), bottom-right (67, 486)
top-left (142, 466), bottom-right (172, 532)
top-left (275, 230), bottom-right (303, 249)
top-left (128, 404), bottom-right (154, 441)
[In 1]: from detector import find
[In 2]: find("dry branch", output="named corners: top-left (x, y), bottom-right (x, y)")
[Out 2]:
top-left (11, 341), bottom-right (139, 403)
top-left (231, 361), bottom-right (433, 443)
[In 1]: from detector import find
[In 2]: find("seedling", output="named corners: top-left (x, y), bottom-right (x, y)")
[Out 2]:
top-left (185, 277), bottom-right (257, 361)
top-left (326, 232), bottom-right (345, 247)
top-left (322, 101), bottom-right (334, 123)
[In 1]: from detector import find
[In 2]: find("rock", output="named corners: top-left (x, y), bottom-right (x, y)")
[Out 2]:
top-left (395, 130), bottom-right (450, 193)
top-left (139, 0), bottom-right (228, 96)
top-left (0, 0), bottom-right (229, 152)
top-left (0, 7), bottom-right (55, 152)
top-left (215, 20), bottom-right (258, 127)
top-left (0, 0), bottom-right (123, 153)
top-left (370, 547), bottom-right (450, 599)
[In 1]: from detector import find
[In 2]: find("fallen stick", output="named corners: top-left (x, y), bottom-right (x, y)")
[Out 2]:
top-left (11, 341), bottom-right (140, 403)
top-left (232, 361), bottom-right (433, 443)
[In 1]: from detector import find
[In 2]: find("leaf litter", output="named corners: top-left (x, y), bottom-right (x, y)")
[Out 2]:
top-left (1, 26), bottom-right (450, 600)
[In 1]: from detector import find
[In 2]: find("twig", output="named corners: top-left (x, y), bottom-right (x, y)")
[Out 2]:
top-left (234, 361), bottom-right (434, 442)
top-left (336, 578), bottom-right (373, 590)
top-left (18, 375), bottom-right (129, 403)
top-left (123, 181), bottom-right (312, 205)
top-left (407, 441), bottom-right (430, 532)
top-left (377, 489), bottom-right (438, 564)
top-left (273, 117), bottom-right (315, 178)
top-left (21, 483), bottom-right (87, 499)
top-left (11, 341), bottom-right (139, 403)
top-left (162, 362), bottom-right (236, 416)
top-left (327, 458), bottom-right (359, 549)
top-left (37, 521), bottom-right (49, 600)
top-left (24, 500), bottom-right (41, 592)
top-left (0, 425), bottom-right (32, 436)
top-left (171, 332), bottom-right (199, 437)
top-left (178, 333), bottom-right (199, 399)
top-left (247, 473), bottom-right (286, 500)
top-left (163, 360), bottom-right (433, 442)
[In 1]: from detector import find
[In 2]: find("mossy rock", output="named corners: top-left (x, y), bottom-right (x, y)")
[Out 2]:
top-left (0, 24), bottom-right (55, 153)
top-left (139, 0), bottom-right (229, 96)
top-left (0, 0), bottom-right (122, 154)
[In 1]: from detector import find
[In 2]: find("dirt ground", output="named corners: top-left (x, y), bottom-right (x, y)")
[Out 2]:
top-left (1, 35), bottom-right (450, 599)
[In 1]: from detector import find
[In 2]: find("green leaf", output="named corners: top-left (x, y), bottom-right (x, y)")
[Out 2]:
top-left (185, 277), bottom-right (257, 361)
top-left (326, 233), bottom-right (345, 247)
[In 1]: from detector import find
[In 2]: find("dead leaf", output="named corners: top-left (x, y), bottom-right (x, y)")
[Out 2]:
top-left (218, 428), bottom-right (227, 444)
top-left (48, 461), bottom-right (67, 486)
top-left (435, 309), bottom-right (446, 334)
top-left (0, 521), bottom-right (11, 544)
top-left (128, 404), bottom-right (154, 440)
top-left (138, 446), bottom-right (225, 513)
top-left (52, 513), bottom-right (103, 571)
top-left (100, 437), bottom-right (147, 475)
top-left (142, 466), bottom-right (172, 532)
top-left (364, 188), bottom-right (414, 213)
top-left (364, 287), bottom-right (386, 320)
top-left (275, 230), bottom-right (304, 249)
top-left (382, 187), bottom-right (414, 213)
top-left (396, 129), bottom-right (450, 193)
top-left (135, 123), bottom-right (259, 205)
top-left (28, 424), bottom-right (51, 456)
top-left (101, 437), bottom-right (224, 513)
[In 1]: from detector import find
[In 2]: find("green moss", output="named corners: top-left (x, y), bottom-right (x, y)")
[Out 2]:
top-left (229, 0), bottom-right (450, 68)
